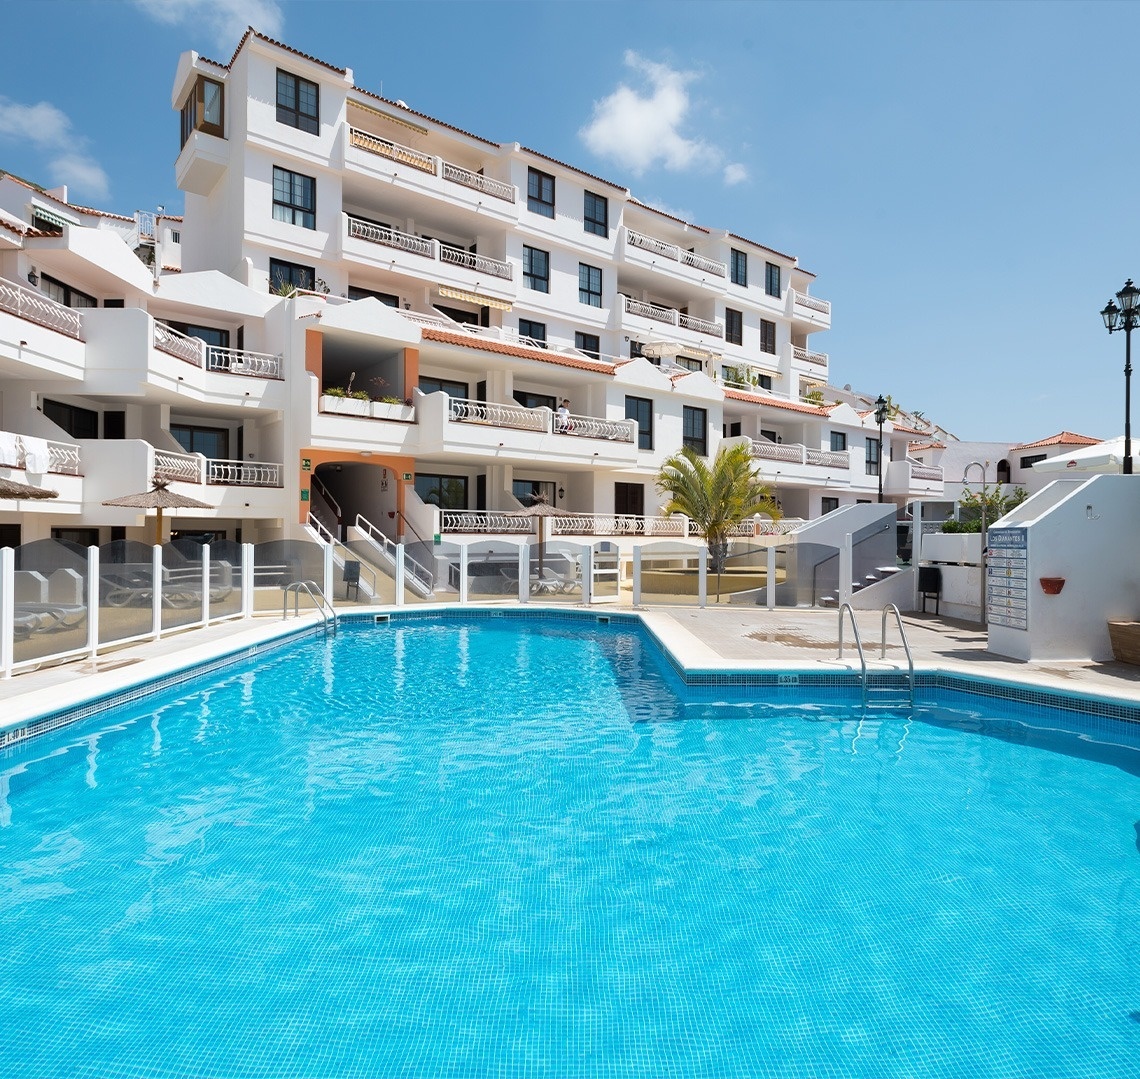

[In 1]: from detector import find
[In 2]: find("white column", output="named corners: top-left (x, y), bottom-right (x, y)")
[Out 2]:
top-left (201, 542), bottom-right (211, 625)
top-left (394, 545), bottom-right (406, 607)
top-left (459, 545), bottom-right (469, 605)
top-left (241, 543), bottom-right (255, 616)
top-left (766, 545), bottom-right (777, 610)
top-left (698, 547), bottom-right (708, 608)
top-left (151, 544), bottom-right (163, 638)
top-left (86, 546), bottom-right (100, 659)
top-left (518, 543), bottom-right (529, 603)
top-left (839, 533), bottom-right (853, 607)
top-left (322, 543), bottom-right (334, 602)
top-left (581, 544), bottom-right (593, 605)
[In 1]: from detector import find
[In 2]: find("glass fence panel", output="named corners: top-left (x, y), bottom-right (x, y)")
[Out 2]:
top-left (637, 541), bottom-right (706, 606)
top-left (591, 542), bottom-right (621, 603)
top-left (160, 543), bottom-right (205, 632)
top-left (254, 540), bottom-right (325, 612)
top-left (98, 539), bottom-right (158, 645)
top-left (402, 538), bottom-right (442, 605)
top-left (208, 541), bottom-right (243, 620)
top-left (528, 542), bottom-right (585, 603)
top-left (339, 539), bottom-right (396, 606)
top-left (464, 540), bottom-right (525, 600)
top-left (772, 541), bottom-right (841, 607)
top-left (710, 541), bottom-right (772, 605)
top-left (12, 539), bottom-right (90, 664)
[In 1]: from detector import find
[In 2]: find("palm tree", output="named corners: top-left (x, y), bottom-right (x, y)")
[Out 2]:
top-left (655, 443), bottom-right (781, 597)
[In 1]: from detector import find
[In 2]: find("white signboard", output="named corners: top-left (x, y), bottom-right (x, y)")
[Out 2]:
top-left (987, 527), bottom-right (1028, 630)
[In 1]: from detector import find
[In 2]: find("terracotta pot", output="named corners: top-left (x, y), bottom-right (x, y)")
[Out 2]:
top-left (1039, 577), bottom-right (1066, 595)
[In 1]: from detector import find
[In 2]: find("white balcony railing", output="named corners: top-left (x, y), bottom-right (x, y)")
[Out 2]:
top-left (751, 440), bottom-right (850, 470)
top-left (625, 229), bottom-right (727, 278)
top-left (909, 462), bottom-right (944, 482)
top-left (206, 460), bottom-right (284, 487)
top-left (557, 414), bottom-right (636, 443)
top-left (207, 347), bottom-right (282, 379)
top-left (792, 344), bottom-right (828, 367)
top-left (550, 514), bottom-right (687, 537)
top-left (0, 432), bottom-right (82, 475)
top-left (0, 277), bottom-right (84, 340)
top-left (349, 127), bottom-right (517, 203)
top-left (154, 449), bottom-right (204, 483)
top-left (793, 291), bottom-right (831, 317)
top-left (439, 510), bottom-right (533, 534)
top-left (153, 322), bottom-right (203, 365)
top-left (621, 295), bottom-right (723, 338)
top-left (448, 397), bottom-right (547, 432)
top-left (347, 216), bottom-right (512, 279)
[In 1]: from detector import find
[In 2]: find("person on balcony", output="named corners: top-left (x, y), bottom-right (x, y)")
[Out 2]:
top-left (557, 400), bottom-right (572, 433)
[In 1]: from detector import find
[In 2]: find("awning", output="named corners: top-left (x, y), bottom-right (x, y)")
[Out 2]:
top-left (437, 285), bottom-right (512, 311)
top-left (347, 98), bottom-right (429, 135)
top-left (29, 204), bottom-right (78, 230)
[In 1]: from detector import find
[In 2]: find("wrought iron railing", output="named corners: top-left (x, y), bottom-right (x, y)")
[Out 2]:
top-left (154, 449), bottom-right (204, 483)
top-left (0, 277), bottom-right (84, 339)
top-left (347, 216), bottom-right (434, 258)
top-left (792, 344), bottom-right (828, 367)
top-left (448, 397), bottom-right (547, 432)
top-left (438, 244), bottom-right (513, 280)
top-left (623, 296), bottom-right (676, 324)
top-left (0, 432), bottom-right (82, 475)
top-left (625, 229), bottom-right (727, 278)
top-left (678, 312), bottom-right (724, 338)
top-left (550, 514), bottom-right (686, 537)
top-left (556, 414), bottom-right (635, 442)
top-left (439, 161), bottom-right (516, 203)
top-left (207, 346), bottom-right (282, 379)
top-left (750, 440), bottom-right (850, 470)
top-left (206, 460), bottom-right (283, 487)
top-left (439, 510), bottom-right (533, 534)
top-left (348, 128), bottom-right (434, 172)
top-left (154, 322), bottom-right (204, 365)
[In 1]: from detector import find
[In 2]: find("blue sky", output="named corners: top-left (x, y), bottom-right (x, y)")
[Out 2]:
top-left (1, 0), bottom-right (1135, 444)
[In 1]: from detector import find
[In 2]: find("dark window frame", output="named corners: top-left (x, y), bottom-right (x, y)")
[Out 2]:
top-left (1020, 453), bottom-right (1047, 469)
top-left (272, 166), bottom-right (316, 229)
top-left (348, 286), bottom-right (399, 307)
top-left (171, 423), bottom-right (229, 461)
top-left (583, 191), bottom-right (608, 236)
top-left (518, 318), bottom-right (547, 346)
top-left (765, 261), bottom-right (782, 298)
top-left (276, 69), bottom-right (320, 135)
top-left (730, 248), bottom-right (748, 287)
top-left (527, 167), bottom-right (555, 218)
top-left (865, 437), bottom-right (881, 476)
top-left (579, 263), bottom-right (602, 307)
top-left (415, 473), bottom-right (468, 510)
top-left (760, 318), bottom-right (777, 354)
top-left (725, 307), bottom-right (743, 346)
top-left (419, 376), bottom-right (469, 400)
top-left (522, 246), bottom-right (549, 292)
top-left (821, 496), bottom-right (840, 515)
top-left (268, 258), bottom-right (315, 293)
top-left (830, 432), bottom-right (847, 452)
top-left (575, 332), bottom-right (600, 359)
top-left (43, 398), bottom-right (98, 440)
top-left (41, 274), bottom-right (96, 309)
top-left (683, 406), bottom-right (708, 456)
top-left (180, 75), bottom-right (224, 148)
top-left (625, 395), bottom-right (654, 451)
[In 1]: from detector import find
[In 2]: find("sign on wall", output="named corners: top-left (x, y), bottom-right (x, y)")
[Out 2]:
top-left (987, 527), bottom-right (1028, 630)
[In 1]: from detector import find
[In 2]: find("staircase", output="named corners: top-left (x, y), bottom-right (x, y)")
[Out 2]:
top-left (351, 514), bottom-right (435, 598)
top-left (819, 564), bottom-right (902, 607)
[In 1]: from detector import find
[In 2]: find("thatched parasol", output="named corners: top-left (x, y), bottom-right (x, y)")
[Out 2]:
top-left (103, 477), bottom-right (212, 544)
top-left (0, 477), bottom-right (59, 500)
top-left (505, 494), bottom-right (574, 578)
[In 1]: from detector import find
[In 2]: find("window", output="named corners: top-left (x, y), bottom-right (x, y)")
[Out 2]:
top-left (348, 286), bottom-right (400, 307)
top-left (419, 376), bottom-right (468, 399)
top-left (272, 167), bottom-right (315, 229)
top-left (615, 482), bottom-right (645, 516)
top-left (1020, 453), bottom-right (1047, 469)
top-left (866, 438), bottom-right (881, 477)
top-left (434, 304), bottom-right (481, 326)
top-left (172, 424), bottom-right (228, 460)
top-left (730, 248), bottom-right (748, 287)
top-left (30, 212), bottom-right (63, 234)
top-left (725, 307), bottom-right (743, 346)
top-left (513, 389), bottom-right (558, 411)
top-left (757, 374), bottom-right (773, 391)
top-left (276, 69), bottom-right (319, 134)
top-left (575, 332), bottom-right (600, 359)
top-left (415, 473), bottom-right (467, 510)
top-left (52, 527), bottom-right (99, 547)
top-left (522, 246), bottom-right (549, 292)
top-left (513, 479), bottom-right (556, 506)
top-left (625, 396), bottom-right (653, 451)
top-left (579, 263), bottom-right (602, 307)
top-left (683, 406), bottom-right (707, 456)
top-left (765, 262), bottom-right (781, 298)
top-left (518, 319), bottom-right (547, 346)
top-left (527, 167), bottom-right (555, 217)
top-left (43, 399), bottom-right (98, 439)
top-left (171, 231), bottom-right (181, 244)
top-left (830, 432), bottom-right (847, 452)
top-left (630, 340), bottom-right (647, 360)
top-left (269, 258), bottom-right (315, 293)
top-left (583, 191), bottom-right (608, 236)
top-left (41, 274), bottom-right (96, 309)
top-left (761, 428), bottom-right (780, 443)
top-left (163, 321), bottom-right (230, 350)
top-left (821, 497), bottom-right (840, 515)
top-left (760, 318), bottom-right (776, 354)
top-left (676, 357), bottom-right (702, 372)
top-left (180, 75), bottom-right (224, 147)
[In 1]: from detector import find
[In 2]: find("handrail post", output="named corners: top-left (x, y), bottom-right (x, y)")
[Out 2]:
top-left (151, 544), bottom-right (163, 639)
top-left (86, 545), bottom-right (100, 660)
top-left (241, 543), bottom-right (254, 617)
top-left (201, 542), bottom-right (211, 626)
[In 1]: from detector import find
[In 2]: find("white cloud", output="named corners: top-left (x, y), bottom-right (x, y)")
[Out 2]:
top-left (134, 0), bottom-right (284, 51)
top-left (580, 52), bottom-right (717, 177)
top-left (723, 163), bottom-right (748, 186)
top-left (0, 97), bottom-right (109, 201)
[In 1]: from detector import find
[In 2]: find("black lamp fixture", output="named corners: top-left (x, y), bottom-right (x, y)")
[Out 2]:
top-left (873, 393), bottom-right (889, 502)
top-left (1101, 278), bottom-right (1140, 475)
top-left (27, 267), bottom-right (38, 287)
top-left (557, 485), bottom-right (565, 501)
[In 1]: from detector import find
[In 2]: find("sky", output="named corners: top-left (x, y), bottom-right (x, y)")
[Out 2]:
top-left (1, 0), bottom-right (1137, 444)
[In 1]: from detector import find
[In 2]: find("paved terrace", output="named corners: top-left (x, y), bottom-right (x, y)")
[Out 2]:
top-left (1, 606), bottom-right (1139, 728)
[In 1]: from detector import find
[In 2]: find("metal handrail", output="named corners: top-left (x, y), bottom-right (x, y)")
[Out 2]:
top-left (354, 514), bottom-right (435, 593)
top-left (283, 580), bottom-right (337, 635)
top-left (307, 513), bottom-right (380, 598)
top-left (880, 603), bottom-right (915, 708)
top-left (837, 602), bottom-right (867, 708)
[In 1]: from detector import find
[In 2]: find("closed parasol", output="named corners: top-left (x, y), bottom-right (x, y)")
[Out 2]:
top-left (103, 477), bottom-right (212, 544)
top-left (0, 477), bottom-right (59, 500)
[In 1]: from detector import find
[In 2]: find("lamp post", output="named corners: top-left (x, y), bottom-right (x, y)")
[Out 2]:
top-left (1101, 278), bottom-right (1140, 475)
top-left (963, 460), bottom-right (987, 625)
top-left (874, 394), bottom-right (889, 502)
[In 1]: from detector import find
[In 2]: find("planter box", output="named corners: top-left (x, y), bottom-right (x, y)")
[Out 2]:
top-left (320, 394), bottom-right (370, 417)
top-left (1108, 621), bottom-right (1140, 665)
top-left (921, 532), bottom-right (982, 565)
top-left (371, 401), bottom-right (416, 422)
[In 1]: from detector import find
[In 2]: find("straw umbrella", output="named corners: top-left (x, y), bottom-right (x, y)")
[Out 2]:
top-left (505, 494), bottom-right (574, 582)
top-left (0, 477), bottom-right (59, 500)
top-left (103, 477), bottom-right (212, 545)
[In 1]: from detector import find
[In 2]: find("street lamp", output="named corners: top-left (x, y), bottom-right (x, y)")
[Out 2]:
top-left (874, 394), bottom-right (889, 502)
top-left (1101, 278), bottom-right (1140, 475)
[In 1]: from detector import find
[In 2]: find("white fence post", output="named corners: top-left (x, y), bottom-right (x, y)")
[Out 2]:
top-left (839, 533), bottom-right (853, 607)
top-left (151, 544), bottom-right (163, 638)
top-left (632, 545), bottom-right (642, 607)
top-left (323, 543), bottom-right (334, 602)
top-left (459, 545), bottom-right (469, 604)
top-left (766, 545), bottom-right (777, 610)
top-left (394, 545), bottom-right (405, 607)
top-left (581, 544), bottom-right (593, 605)
top-left (201, 543), bottom-right (211, 625)
top-left (518, 543), bottom-right (529, 603)
top-left (87, 546), bottom-right (100, 658)
top-left (241, 543), bottom-right (254, 616)
top-left (698, 547), bottom-right (708, 608)
top-left (0, 547), bottom-right (13, 678)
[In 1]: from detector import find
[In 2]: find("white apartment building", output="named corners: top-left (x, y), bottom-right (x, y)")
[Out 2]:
top-left (0, 29), bottom-right (943, 570)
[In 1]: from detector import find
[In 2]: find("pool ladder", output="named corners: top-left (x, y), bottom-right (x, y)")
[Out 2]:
top-left (838, 603), bottom-right (914, 710)
top-left (283, 580), bottom-right (337, 636)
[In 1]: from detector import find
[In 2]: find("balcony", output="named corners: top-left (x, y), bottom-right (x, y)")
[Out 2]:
top-left (448, 398), bottom-right (636, 443)
top-left (884, 458), bottom-right (945, 497)
top-left (0, 277), bottom-right (84, 340)
top-left (791, 344), bottom-right (828, 369)
top-left (790, 289), bottom-right (832, 332)
top-left (621, 295), bottom-right (724, 339)
top-left (750, 439), bottom-right (850, 470)
top-left (154, 449), bottom-right (283, 487)
top-left (153, 323), bottom-right (282, 379)
top-left (0, 432), bottom-right (81, 475)
top-left (343, 215), bottom-right (513, 288)
top-left (348, 128), bottom-right (517, 204)
top-left (624, 228), bottom-right (726, 276)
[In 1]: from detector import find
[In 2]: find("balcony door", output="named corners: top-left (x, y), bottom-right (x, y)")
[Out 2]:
top-left (615, 482), bottom-right (644, 516)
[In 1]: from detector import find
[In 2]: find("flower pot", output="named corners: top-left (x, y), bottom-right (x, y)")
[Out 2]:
top-left (1039, 577), bottom-right (1065, 595)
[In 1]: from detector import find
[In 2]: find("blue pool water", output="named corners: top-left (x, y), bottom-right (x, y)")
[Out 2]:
top-left (2, 618), bottom-right (1139, 1078)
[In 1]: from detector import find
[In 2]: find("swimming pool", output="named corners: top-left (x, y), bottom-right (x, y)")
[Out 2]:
top-left (2, 614), bottom-right (1139, 1077)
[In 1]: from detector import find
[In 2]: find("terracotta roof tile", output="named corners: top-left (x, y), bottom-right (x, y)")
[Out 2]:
top-left (354, 87), bottom-right (500, 148)
top-left (724, 387), bottom-right (830, 416)
top-left (220, 28), bottom-right (349, 76)
top-left (1013, 431), bottom-right (1102, 450)
top-left (521, 147), bottom-right (630, 194)
top-left (725, 231), bottom-right (797, 264)
top-left (909, 441), bottom-right (946, 451)
top-left (626, 198), bottom-right (710, 233)
top-left (420, 328), bottom-right (613, 372)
